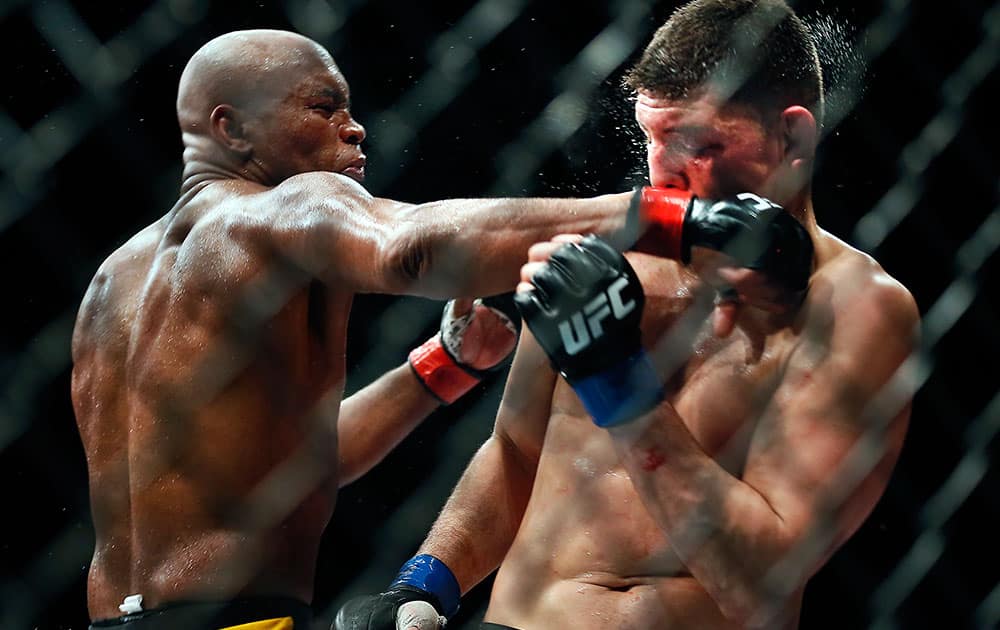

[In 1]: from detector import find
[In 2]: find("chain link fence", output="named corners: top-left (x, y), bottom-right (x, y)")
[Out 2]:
top-left (0, 0), bottom-right (996, 628)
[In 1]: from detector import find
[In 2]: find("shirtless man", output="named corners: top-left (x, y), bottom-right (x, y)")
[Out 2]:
top-left (70, 28), bottom-right (761, 629)
top-left (336, 1), bottom-right (918, 628)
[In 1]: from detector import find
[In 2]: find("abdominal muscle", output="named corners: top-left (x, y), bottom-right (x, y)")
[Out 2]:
top-left (489, 572), bottom-right (734, 629)
top-left (484, 412), bottom-right (740, 630)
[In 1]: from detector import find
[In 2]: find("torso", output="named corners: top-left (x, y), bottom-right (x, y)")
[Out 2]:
top-left (71, 181), bottom-right (350, 619)
top-left (487, 236), bottom-right (873, 629)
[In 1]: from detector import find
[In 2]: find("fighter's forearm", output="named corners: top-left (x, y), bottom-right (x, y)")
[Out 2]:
top-left (392, 193), bottom-right (633, 298)
top-left (417, 434), bottom-right (534, 593)
top-left (608, 408), bottom-right (796, 627)
top-left (337, 364), bottom-right (440, 486)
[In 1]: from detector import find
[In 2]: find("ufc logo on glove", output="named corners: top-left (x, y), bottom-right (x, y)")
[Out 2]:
top-left (557, 276), bottom-right (636, 355)
top-left (736, 192), bottom-right (781, 211)
top-left (514, 236), bottom-right (663, 428)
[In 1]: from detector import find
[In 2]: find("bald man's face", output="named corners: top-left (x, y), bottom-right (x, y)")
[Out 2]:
top-left (245, 63), bottom-right (366, 183)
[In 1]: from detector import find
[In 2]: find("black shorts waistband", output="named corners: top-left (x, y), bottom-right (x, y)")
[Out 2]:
top-left (89, 596), bottom-right (312, 629)
top-left (480, 623), bottom-right (521, 630)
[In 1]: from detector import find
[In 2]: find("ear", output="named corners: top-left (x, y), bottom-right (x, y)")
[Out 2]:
top-left (209, 104), bottom-right (253, 157)
top-left (780, 106), bottom-right (817, 168)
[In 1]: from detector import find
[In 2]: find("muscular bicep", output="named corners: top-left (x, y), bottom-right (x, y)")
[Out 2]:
top-left (741, 280), bottom-right (918, 562)
top-left (493, 327), bottom-right (558, 469)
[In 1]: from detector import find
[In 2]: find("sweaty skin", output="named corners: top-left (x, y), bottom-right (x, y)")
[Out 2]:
top-left (71, 30), bottom-right (635, 621)
top-left (484, 241), bottom-right (910, 629)
top-left (414, 90), bottom-right (917, 629)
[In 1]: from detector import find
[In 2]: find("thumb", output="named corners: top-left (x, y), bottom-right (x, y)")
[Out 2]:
top-left (396, 600), bottom-right (444, 630)
top-left (449, 298), bottom-right (475, 319)
top-left (712, 300), bottom-right (741, 339)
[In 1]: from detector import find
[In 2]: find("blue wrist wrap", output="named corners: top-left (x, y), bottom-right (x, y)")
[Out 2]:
top-left (571, 350), bottom-right (663, 427)
top-left (389, 554), bottom-right (461, 618)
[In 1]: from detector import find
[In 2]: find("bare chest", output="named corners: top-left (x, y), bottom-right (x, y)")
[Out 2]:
top-left (549, 300), bottom-right (791, 473)
top-left (526, 307), bottom-right (791, 579)
top-left (668, 321), bottom-right (785, 466)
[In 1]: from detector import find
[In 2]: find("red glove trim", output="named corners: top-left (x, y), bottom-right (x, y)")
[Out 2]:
top-left (633, 187), bottom-right (692, 260)
top-left (408, 336), bottom-right (480, 405)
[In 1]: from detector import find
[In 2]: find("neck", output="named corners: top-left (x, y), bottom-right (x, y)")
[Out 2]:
top-left (178, 132), bottom-right (274, 196)
top-left (790, 194), bottom-right (843, 272)
top-left (794, 195), bottom-right (818, 235)
top-left (782, 185), bottom-right (819, 237)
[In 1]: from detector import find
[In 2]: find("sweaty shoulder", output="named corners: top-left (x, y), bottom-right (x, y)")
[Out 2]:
top-left (203, 173), bottom-right (387, 277)
top-left (810, 233), bottom-right (919, 343)
top-left (167, 176), bottom-right (358, 271)
top-left (250, 171), bottom-right (375, 232)
top-left (185, 173), bottom-right (369, 235)
top-left (275, 171), bottom-right (372, 206)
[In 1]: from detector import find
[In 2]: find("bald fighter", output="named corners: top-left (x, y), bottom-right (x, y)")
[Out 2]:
top-left (71, 28), bottom-right (763, 629)
top-left (338, 2), bottom-right (918, 629)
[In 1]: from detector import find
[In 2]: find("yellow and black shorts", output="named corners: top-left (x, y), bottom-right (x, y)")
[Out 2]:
top-left (89, 597), bottom-right (311, 630)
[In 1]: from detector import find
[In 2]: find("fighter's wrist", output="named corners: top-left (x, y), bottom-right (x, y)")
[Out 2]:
top-left (630, 186), bottom-right (693, 260)
top-left (408, 336), bottom-right (480, 405)
top-left (570, 349), bottom-right (663, 427)
top-left (389, 554), bottom-right (461, 619)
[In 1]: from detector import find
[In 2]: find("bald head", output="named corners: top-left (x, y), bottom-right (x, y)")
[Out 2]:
top-left (177, 29), bottom-right (336, 133)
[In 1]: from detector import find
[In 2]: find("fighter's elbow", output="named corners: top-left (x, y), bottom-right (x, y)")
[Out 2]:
top-left (379, 205), bottom-right (482, 297)
top-left (379, 226), bottom-right (433, 294)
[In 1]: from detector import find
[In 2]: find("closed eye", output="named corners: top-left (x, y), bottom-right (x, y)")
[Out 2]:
top-left (310, 98), bottom-right (348, 115)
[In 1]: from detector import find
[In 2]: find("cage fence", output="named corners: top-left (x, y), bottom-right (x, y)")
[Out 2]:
top-left (0, 0), bottom-right (996, 629)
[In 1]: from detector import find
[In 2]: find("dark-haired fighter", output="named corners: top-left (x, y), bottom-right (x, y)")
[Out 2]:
top-left (71, 28), bottom-right (788, 630)
top-left (338, 1), bottom-right (917, 629)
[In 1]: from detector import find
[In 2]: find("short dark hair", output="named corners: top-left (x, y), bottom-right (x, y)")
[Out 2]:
top-left (624, 0), bottom-right (824, 124)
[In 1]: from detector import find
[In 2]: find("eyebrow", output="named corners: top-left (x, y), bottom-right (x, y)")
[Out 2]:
top-left (634, 111), bottom-right (710, 136)
top-left (635, 124), bottom-right (712, 144)
top-left (311, 87), bottom-right (349, 108)
top-left (662, 124), bottom-right (712, 138)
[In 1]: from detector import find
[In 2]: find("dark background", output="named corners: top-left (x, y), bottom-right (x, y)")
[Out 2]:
top-left (1, 0), bottom-right (997, 628)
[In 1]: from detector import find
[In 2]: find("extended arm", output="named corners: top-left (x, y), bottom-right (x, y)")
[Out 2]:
top-left (254, 176), bottom-right (803, 301)
top-left (608, 276), bottom-right (918, 627)
top-left (334, 329), bottom-right (555, 629)
top-left (259, 172), bottom-right (636, 299)
top-left (416, 328), bottom-right (554, 591)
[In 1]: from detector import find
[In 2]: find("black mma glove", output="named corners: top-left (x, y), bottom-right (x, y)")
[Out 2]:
top-left (630, 187), bottom-right (813, 298)
top-left (514, 235), bottom-right (662, 427)
top-left (334, 555), bottom-right (458, 630)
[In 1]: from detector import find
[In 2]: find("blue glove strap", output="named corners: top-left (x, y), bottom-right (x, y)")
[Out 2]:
top-left (571, 350), bottom-right (664, 427)
top-left (389, 554), bottom-right (461, 618)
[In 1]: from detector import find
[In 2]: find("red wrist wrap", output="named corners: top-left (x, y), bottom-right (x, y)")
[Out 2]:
top-left (633, 187), bottom-right (692, 260)
top-left (408, 336), bottom-right (480, 405)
